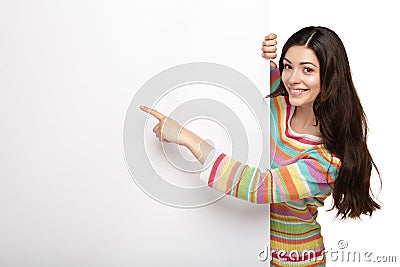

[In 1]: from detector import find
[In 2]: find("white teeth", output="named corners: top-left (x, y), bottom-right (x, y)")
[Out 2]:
top-left (292, 89), bottom-right (303, 93)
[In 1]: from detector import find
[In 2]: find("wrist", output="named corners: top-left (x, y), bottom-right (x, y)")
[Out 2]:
top-left (180, 128), bottom-right (214, 164)
top-left (180, 128), bottom-right (200, 148)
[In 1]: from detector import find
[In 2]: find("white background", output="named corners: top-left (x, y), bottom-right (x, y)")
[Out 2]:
top-left (270, 0), bottom-right (400, 265)
top-left (1, 0), bottom-right (399, 266)
top-left (0, 0), bottom-right (271, 266)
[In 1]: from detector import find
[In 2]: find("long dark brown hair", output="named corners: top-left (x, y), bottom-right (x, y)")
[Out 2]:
top-left (269, 26), bottom-right (381, 219)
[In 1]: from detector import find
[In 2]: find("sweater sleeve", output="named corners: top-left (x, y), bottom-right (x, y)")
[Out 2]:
top-left (270, 66), bottom-right (280, 92)
top-left (203, 149), bottom-right (340, 204)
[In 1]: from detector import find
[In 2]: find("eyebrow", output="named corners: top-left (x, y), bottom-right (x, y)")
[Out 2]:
top-left (283, 58), bottom-right (319, 68)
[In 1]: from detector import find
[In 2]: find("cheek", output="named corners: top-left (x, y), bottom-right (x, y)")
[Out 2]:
top-left (308, 77), bottom-right (321, 93)
top-left (281, 73), bottom-right (290, 88)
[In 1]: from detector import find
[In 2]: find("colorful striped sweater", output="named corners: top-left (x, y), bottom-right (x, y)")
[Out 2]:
top-left (202, 68), bottom-right (341, 266)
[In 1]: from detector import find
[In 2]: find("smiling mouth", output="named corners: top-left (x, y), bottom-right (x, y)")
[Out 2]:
top-left (289, 88), bottom-right (310, 94)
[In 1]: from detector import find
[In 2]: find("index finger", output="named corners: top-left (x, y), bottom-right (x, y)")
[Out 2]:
top-left (139, 106), bottom-right (166, 120)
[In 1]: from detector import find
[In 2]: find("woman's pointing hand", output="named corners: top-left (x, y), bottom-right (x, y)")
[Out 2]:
top-left (140, 106), bottom-right (214, 164)
top-left (140, 106), bottom-right (186, 145)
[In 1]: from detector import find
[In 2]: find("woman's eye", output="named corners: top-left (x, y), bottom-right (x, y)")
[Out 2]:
top-left (304, 67), bottom-right (313, 73)
top-left (284, 64), bottom-right (292, 70)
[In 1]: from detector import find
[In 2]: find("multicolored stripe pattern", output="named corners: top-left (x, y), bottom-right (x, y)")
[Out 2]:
top-left (205, 68), bottom-right (341, 266)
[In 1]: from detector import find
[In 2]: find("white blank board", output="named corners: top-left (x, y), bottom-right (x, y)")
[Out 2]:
top-left (0, 0), bottom-right (271, 266)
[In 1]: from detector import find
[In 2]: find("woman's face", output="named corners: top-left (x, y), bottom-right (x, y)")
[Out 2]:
top-left (282, 45), bottom-right (321, 108)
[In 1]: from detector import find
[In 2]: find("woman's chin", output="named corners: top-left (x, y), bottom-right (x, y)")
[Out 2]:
top-left (288, 95), bottom-right (315, 108)
top-left (288, 96), bottom-right (304, 107)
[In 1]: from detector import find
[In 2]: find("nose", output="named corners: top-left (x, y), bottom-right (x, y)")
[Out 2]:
top-left (288, 69), bottom-right (301, 85)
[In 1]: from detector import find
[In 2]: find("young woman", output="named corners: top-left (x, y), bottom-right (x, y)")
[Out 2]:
top-left (140, 26), bottom-right (380, 266)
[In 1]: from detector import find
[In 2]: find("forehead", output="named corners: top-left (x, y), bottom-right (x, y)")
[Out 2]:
top-left (284, 45), bottom-right (319, 65)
